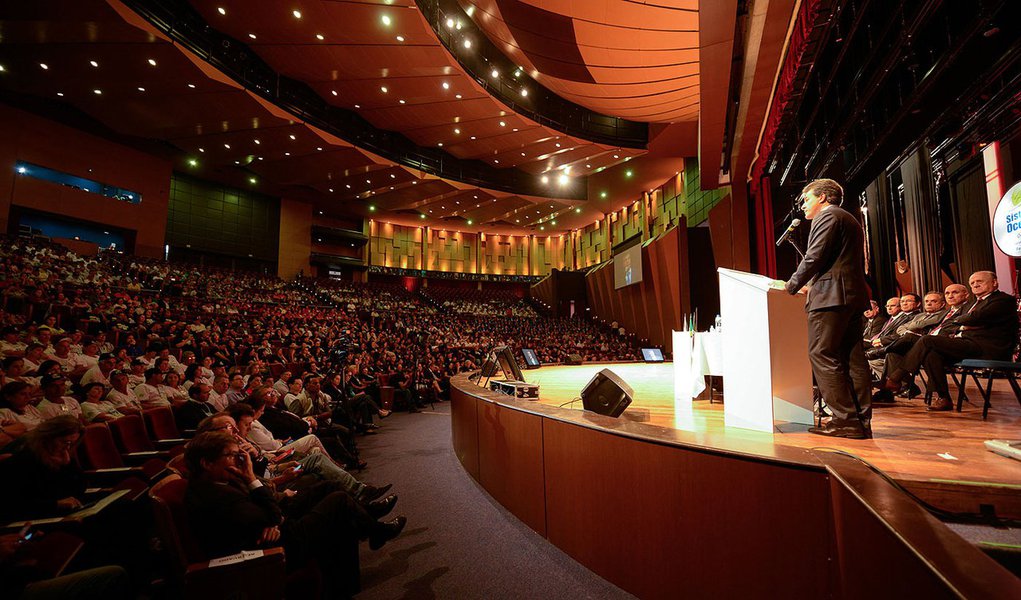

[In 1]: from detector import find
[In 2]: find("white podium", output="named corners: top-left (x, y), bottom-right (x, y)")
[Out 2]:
top-left (717, 268), bottom-right (814, 432)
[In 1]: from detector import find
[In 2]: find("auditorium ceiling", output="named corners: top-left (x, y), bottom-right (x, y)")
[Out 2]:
top-left (459, 0), bottom-right (700, 124)
top-left (0, 0), bottom-right (788, 233)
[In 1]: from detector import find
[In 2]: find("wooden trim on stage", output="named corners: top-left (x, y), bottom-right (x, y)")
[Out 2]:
top-left (451, 371), bottom-right (1021, 598)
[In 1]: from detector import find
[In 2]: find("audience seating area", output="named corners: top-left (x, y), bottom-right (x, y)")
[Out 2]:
top-left (0, 237), bottom-right (641, 598)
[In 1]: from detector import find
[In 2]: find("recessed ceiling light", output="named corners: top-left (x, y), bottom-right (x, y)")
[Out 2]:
top-left (346, 184), bottom-right (351, 189)
top-left (520, 89), bottom-right (528, 97)
top-left (470, 136), bottom-right (476, 140)
top-left (249, 33), bottom-right (257, 39)
top-left (316, 34), bottom-right (324, 40)
top-left (187, 83), bottom-right (196, 88)
top-left (39, 63), bottom-right (48, 70)
top-left (396, 35), bottom-right (405, 42)
top-left (224, 143), bottom-right (230, 149)
top-left (249, 177), bottom-right (257, 184)
top-left (187, 158), bottom-right (198, 167)
top-left (454, 128), bottom-right (460, 134)
top-left (354, 104), bottom-right (360, 108)
top-left (390, 174), bottom-right (396, 178)
top-left (198, 147), bottom-right (205, 152)
top-left (147, 59), bottom-right (157, 66)
top-left (442, 82), bottom-right (450, 90)
top-left (89, 60), bottom-right (99, 67)
top-left (331, 90), bottom-right (338, 96)
top-left (398, 99), bottom-right (405, 104)
top-left (491, 69), bottom-right (499, 78)
top-left (380, 86), bottom-right (388, 93)
top-left (446, 18), bottom-right (455, 28)
top-left (541, 176), bottom-right (549, 184)
top-left (499, 121), bottom-right (506, 127)
top-left (137, 86), bottom-right (145, 92)
top-left (381, 15), bottom-right (392, 26)
top-left (316, 147), bottom-right (323, 151)
top-left (494, 159), bottom-right (499, 164)
top-left (284, 152), bottom-right (290, 156)
top-left (463, 39), bottom-right (472, 49)
top-left (437, 142), bottom-right (443, 147)
top-left (455, 94), bottom-right (462, 99)
top-left (555, 143), bottom-right (561, 148)
top-left (586, 164), bottom-right (591, 168)
top-left (366, 179), bottom-right (371, 183)
top-left (289, 134), bottom-right (296, 140)
top-left (56, 92), bottom-right (64, 96)
top-left (254, 139), bottom-right (260, 144)
top-left (292, 10), bottom-right (302, 19)
top-left (600, 191), bottom-right (607, 198)
top-left (513, 128), bottom-right (518, 132)
top-left (520, 152), bottom-right (526, 156)
top-left (217, 7), bottom-right (226, 15)
top-left (575, 207), bottom-right (582, 213)
top-left (613, 154), bottom-right (619, 159)
top-left (558, 174), bottom-right (569, 185)
top-left (93, 89), bottom-right (102, 95)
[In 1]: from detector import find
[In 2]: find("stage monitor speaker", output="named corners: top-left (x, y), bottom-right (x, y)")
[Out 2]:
top-left (580, 369), bottom-right (633, 417)
top-left (565, 353), bottom-right (583, 365)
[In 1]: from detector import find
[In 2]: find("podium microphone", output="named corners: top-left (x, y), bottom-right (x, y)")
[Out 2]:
top-left (775, 218), bottom-right (801, 247)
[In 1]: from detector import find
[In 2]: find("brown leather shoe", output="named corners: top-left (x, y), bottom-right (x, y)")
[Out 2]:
top-left (928, 396), bottom-right (953, 411)
top-left (877, 378), bottom-right (901, 393)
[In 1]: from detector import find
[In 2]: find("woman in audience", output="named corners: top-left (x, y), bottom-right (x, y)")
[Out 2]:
top-left (80, 382), bottom-right (124, 423)
top-left (0, 415), bottom-right (86, 521)
top-left (0, 381), bottom-right (43, 435)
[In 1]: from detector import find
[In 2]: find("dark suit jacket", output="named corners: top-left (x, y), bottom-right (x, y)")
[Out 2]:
top-left (260, 406), bottom-right (313, 441)
top-left (185, 478), bottom-right (281, 559)
top-left (785, 205), bottom-right (870, 312)
top-left (956, 290), bottom-right (1019, 359)
top-left (863, 314), bottom-right (888, 340)
top-left (876, 310), bottom-right (917, 345)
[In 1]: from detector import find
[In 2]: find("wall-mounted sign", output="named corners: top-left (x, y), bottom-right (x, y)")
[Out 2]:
top-left (993, 180), bottom-right (1021, 257)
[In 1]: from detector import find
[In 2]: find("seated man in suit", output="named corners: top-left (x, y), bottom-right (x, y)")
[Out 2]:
top-left (861, 300), bottom-right (888, 348)
top-left (881, 271), bottom-right (1018, 411)
top-left (184, 431), bottom-right (406, 599)
top-left (866, 293), bottom-right (921, 379)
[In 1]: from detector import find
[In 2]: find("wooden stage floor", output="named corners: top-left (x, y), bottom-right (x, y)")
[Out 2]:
top-left (522, 363), bottom-right (1021, 488)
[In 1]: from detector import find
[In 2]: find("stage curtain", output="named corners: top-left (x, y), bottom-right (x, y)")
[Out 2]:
top-left (864, 175), bottom-right (897, 298)
top-left (948, 159), bottom-right (995, 281)
top-left (899, 148), bottom-right (943, 294)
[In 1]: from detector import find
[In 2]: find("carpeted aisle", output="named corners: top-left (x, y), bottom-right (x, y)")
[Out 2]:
top-left (353, 402), bottom-right (635, 600)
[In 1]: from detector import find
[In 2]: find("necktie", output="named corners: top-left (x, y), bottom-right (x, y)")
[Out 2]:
top-left (930, 309), bottom-right (956, 336)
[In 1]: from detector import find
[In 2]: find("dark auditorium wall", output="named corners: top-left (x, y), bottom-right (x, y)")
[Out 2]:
top-left (586, 224), bottom-right (689, 352)
top-left (166, 174), bottom-right (280, 268)
top-left (279, 198), bottom-right (312, 279)
top-left (0, 103), bottom-right (171, 257)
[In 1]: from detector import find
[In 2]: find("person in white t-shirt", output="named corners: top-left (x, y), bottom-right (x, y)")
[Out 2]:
top-left (36, 373), bottom-right (84, 423)
top-left (0, 326), bottom-right (25, 358)
top-left (105, 371), bottom-right (141, 414)
top-left (0, 380), bottom-right (44, 434)
top-left (81, 382), bottom-right (125, 423)
top-left (134, 368), bottom-right (170, 409)
top-left (80, 352), bottom-right (117, 389)
top-left (207, 375), bottom-right (230, 412)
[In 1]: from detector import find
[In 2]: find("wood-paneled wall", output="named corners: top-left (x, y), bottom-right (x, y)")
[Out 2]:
top-left (585, 225), bottom-right (688, 351)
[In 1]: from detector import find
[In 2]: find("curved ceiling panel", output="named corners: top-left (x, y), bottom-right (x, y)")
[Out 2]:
top-left (188, 0), bottom-right (643, 178)
top-left (461, 0), bottom-right (700, 123)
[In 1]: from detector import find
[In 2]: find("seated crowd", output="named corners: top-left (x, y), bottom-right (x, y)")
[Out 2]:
top-left (0, 237), bottom-right (641, 598)
top-left (861, 270), bottom-right (1019, 411)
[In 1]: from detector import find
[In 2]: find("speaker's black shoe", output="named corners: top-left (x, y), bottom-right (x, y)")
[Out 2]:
top-left (369, 516), bottom-right (407, 550)
top-left (865, 347), bottom-right (887, 360)
top-left (366, 494), bottom-right (398, 519)
top-left (358, 483), bottom-right (392, 503)
top-left (872, 389), bottom-right (895, 404)
top-left (897, 383), bottom-right (921, 399)
top-left (808, 422), bottom-right (871, 439)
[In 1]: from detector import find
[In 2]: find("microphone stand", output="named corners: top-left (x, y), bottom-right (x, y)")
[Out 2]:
top-left (785, 236), bottom-right (805, 260)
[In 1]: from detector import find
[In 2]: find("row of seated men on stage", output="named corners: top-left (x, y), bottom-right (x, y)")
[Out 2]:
top-left (861, 270), bottom-right (1019, 412)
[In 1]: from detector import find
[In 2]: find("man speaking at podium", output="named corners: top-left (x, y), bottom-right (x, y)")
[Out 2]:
top-left (784, 179), bottom-right (873, 439)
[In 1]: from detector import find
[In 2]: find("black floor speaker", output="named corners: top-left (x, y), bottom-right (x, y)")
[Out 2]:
top-left (565, 353), bottom-right (583, 365)
top-left (580, 368), bottom-right (634, 417)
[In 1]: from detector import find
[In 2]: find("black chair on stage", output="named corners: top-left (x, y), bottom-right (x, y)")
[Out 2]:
top-left (949, 359), bottom-right (1021, 419)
